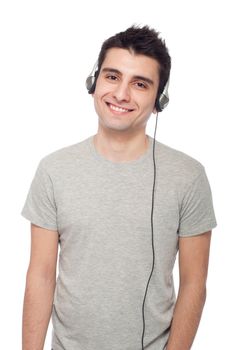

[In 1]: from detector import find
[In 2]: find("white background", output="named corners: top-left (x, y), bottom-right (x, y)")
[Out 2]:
top-left (0, 0), bottom-right (231, 348)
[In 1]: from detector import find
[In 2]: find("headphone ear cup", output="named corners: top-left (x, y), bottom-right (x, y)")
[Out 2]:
top-left (158, 91), bottom-right (169, 111)
top-left (86, 76), bottom-right (96, 93)
top-left (155, 95), bottom-right (162, 112)
top-left (155, 78), bottom-right (170, 112)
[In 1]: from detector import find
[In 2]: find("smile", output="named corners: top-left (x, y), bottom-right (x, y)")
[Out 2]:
top-left (106, 102), bottom-right (133, 113)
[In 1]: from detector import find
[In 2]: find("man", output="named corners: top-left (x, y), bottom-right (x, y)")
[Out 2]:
top-left (21, 25), bottom-right (217, 350)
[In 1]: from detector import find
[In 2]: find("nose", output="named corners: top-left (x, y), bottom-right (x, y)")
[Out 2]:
top-left (113, 81), bottom-right (130, 102)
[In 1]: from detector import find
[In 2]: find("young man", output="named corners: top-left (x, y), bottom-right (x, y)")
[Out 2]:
top-left (21, 26), bottom-right (217, 350)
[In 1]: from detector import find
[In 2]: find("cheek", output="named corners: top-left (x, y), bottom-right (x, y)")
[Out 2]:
top-left (94, 78), bottom-right (110, 96)
top-left (93, 89), bottom-right (107, 114)
top-left (137, 95), bottom-right (156, 113)
top-left (147, 93), bottom-right (157, 110)
top-left (93, 85), bottom-right (104, 107)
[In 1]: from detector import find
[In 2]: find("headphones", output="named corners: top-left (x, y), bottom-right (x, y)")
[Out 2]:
top-left (86, 61), bottom-right (170, 112)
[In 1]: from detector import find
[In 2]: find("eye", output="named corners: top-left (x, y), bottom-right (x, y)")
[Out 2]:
top-left (106, 75), bottom-right (118, 81)
top-left (135, 81), bottom-right (147, 89)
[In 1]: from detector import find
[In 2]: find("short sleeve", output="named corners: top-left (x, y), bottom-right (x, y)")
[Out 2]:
top-left (178, 167), bottom-right (217, 237)
top-left (21, 159), bottom-right (58, 231)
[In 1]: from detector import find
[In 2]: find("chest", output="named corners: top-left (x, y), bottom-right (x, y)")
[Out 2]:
top-left (54, 165), bottom-right (180, 263)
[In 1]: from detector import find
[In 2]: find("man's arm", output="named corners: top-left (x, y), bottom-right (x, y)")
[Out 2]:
top-left (166, 230), bottom-right (212, 350)
top-left (22, 223), bottom-right (59, 350)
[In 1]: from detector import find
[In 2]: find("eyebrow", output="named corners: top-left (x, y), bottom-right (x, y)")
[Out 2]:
top-left (101, 67), bottom-right (154, 86)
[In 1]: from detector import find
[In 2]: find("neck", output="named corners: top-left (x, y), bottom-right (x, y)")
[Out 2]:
top-left (93, 129), bottom-right (149, 163)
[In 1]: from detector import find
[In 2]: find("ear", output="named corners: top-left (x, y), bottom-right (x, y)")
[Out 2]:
top-left (152, 107), bottom-right (157, 114)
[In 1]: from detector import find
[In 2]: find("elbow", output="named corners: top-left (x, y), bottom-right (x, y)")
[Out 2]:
top-left (202, 285), bottom-right (207, 304)
top-left (179, 280), bottom-right (207, 303)
top-left (25, 268), bottom-right (56, 288)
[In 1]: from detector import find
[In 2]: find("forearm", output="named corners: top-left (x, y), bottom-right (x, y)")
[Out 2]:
top-left (22, 272), bottom-right (56, 350)
top-left (166, 283), bottom-right (206, 350)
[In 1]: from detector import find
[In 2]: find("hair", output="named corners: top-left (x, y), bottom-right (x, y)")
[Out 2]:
top-left (89, 25), bottom-right (171, 109)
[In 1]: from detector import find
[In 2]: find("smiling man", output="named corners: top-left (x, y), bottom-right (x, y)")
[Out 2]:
top-left (21, 25), bottom-right (217, 350)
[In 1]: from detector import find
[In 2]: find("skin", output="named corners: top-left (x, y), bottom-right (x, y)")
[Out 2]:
top-left (22, 224), bottom-right (58, 350)
top-left (166, 231), bottom-right (212, 350)
top-left (22, 47), bottom-right (212, 350)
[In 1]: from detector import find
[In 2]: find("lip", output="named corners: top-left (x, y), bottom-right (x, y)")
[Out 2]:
top-left (105, 102), bottom-right (134, 113)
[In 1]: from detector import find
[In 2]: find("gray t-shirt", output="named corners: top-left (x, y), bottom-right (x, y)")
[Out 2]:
top-left (21, 135), bottom-right (217, 350)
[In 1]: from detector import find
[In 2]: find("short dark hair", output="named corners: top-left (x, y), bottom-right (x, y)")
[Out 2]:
top-left (89, 25), bottom-right (171, 109)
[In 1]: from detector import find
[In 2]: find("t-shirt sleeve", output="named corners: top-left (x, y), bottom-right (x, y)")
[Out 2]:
top-left (21, 158), bottom-right (58, 231)
top-left (178, 167), bottom-right (217, 237)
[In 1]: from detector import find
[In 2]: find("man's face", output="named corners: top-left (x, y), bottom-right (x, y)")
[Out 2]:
top-left (93, 48), bottom-right (160, 134)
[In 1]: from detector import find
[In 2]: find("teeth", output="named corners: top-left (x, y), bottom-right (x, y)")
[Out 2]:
top-left (109, 104), bottom-right (130, 113)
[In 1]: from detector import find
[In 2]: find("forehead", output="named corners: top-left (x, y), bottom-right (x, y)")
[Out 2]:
top-left (101, 48), bottom-right (160, 80)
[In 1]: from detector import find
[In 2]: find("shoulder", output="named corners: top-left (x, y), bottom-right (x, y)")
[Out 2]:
top-left (37, 135), bottom-right (92, 175)
top-left (154, 139), bottom-right (206, 187)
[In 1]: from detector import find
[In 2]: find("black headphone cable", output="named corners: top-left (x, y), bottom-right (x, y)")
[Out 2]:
top-left (141, 112), bottom-right (159, 350)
